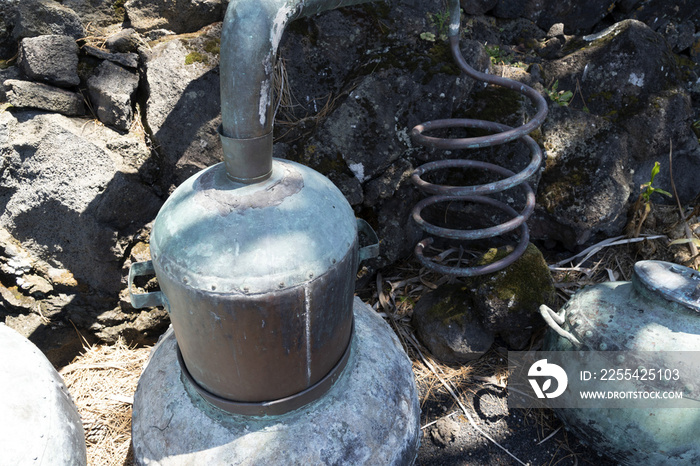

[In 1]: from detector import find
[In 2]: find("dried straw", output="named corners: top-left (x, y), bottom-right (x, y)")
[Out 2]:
top-left (60, 338), bottom-right (151, 466)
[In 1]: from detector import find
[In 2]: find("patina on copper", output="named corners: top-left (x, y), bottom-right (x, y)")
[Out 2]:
top-left (539, 260), bottom-right (700, 465)
top-left (128, 0), bottom-right (385, 417)
top-left (130, 159), bottom-right (377, 415)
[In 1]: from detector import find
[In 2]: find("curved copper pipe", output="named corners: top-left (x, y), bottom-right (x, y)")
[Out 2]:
top-left (219, 0), bottom-right (375, 183)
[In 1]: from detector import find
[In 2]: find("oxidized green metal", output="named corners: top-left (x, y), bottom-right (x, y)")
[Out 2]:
top-left (130, 160), bottom-right (377, 416)
top-left (128, 0), bottom-right (383, 417)
top-left (541, 260), bottom-right (700, 465)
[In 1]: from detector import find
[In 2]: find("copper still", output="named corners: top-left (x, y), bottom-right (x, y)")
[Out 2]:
top-left (129, 0), bottom-right (379, 416)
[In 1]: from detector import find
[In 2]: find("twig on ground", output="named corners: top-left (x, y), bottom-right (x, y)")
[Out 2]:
top-left (472, 374), bottom-right (507, 388)
top-left (668, 140), bottom-right (699, 260)
top-left (549, 266), bottom-right (593, 274)
top-left (421, 411), bottom-right (459, 430)
top-left (550, 234), bottom-right (667, 269)
top-left (68, 319), bottom-right (91, 348)
top-left (615, 255), bottom-right (628, 281)
top-left (376, 273), bottom-right (411, 353)
top-left (537, 426), bottom-right (562, 446)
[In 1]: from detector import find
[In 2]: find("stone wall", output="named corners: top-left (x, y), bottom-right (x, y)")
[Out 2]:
top-left (0, 0), bottom-right (698, 347)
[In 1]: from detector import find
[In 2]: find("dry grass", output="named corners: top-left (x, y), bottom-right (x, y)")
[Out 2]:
top-left (59, 339), bottom-right (151, 466)
top-left (79, 23), bottom-right (110, 50)
top-left (364, 262), bottom-right (513, 407)
top-left (271, 57), bottom-right (360, 144)
top-left (54, 195), bottom-right (698, 465)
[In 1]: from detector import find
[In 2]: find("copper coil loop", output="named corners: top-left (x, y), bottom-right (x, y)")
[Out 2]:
top-left (411, 26), bottom-right (548, 277)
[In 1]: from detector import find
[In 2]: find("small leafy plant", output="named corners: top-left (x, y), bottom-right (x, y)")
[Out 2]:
top-left (485, 44), bottom-right (514, 65)
top-left (420, 10), bottom-right (450, 42)
top-left (640, 161), bottom-right (671, 204)
top-left (545, 80), bottom-right (573, 106)
top-left (630, 161), bottom-right (672, 237)
top-left (430, 10), bottom-right (451, 41)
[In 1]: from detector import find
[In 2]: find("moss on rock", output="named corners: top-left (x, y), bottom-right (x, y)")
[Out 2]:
top-left (203, 38), bottom-right (220, 55)
top-left (475, 243), bottom-right (556, 312)
top-left (469, 243), bottom-right (556, 349)
top-left (425, 284), bottom-right (479, 326)
top-left (184, 51), bottom-right (208, 65)
top-left (113, 0), bottom-right (126, 22)
top-left (411, 283), bottom-right (494, 363)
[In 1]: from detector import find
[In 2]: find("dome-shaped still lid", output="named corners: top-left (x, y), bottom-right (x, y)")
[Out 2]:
top-left (150, 159), bottom-right (358, 295)
top-left (633, 260), bottom-right (700, 313)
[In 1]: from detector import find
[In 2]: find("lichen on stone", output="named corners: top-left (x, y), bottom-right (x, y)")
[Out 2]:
top-left (184, 51), bottom-right (208, 66)
top-left (113, 0), bottom-right (126, 21)
top-left (473, 243), bottom-right (556, 312)
top-left (425, 283), bottom-right (479, 326)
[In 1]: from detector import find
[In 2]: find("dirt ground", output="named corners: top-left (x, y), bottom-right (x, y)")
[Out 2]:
top-left (412, 345), bottom-right (619, 466)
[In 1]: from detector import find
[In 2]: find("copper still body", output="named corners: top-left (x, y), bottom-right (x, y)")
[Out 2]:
top-left (129, 0), bottom-right (379, 416)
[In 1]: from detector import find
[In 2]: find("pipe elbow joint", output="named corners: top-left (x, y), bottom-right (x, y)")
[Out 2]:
top-left (219, 0), bottom-right (378, 183)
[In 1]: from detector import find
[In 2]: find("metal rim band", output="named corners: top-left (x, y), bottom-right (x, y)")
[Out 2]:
top-left (177, 318), bottom-right (354, 417)
top-left (218, 126), bottom-right (273, 184)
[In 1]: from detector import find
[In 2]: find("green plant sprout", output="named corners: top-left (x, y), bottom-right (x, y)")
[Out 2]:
top-left (397, 295), bottom-right (415, 304)
top-left (430, 10), bottom-right (450, 41)
top-left (545, 80), bottom-right (573, 106)
top-left (485, 44), bottom-right (514, 65)
top-left (631, 161), bottom-right (672, 238)
top-left (420, 9), bottom-right (451, 42)
top-left (640, 161), bottom-right (672, 204)
top-left (692, 120), bottom-right (700, 143)
top-left (463, 17), bottom-right (473, 36)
